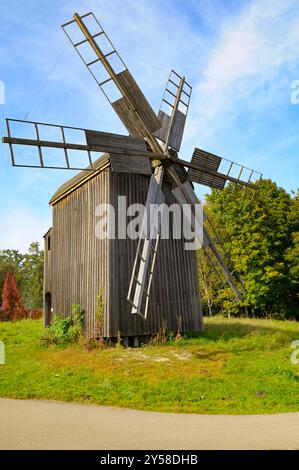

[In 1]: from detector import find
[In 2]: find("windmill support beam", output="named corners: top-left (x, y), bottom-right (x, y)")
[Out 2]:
top-left (127, 165), bottom-right (165, 317)
top-left (167, 166), bottom-right (243, 300)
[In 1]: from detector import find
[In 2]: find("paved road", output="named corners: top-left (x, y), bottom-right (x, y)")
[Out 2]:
top-left (0, 398), bottom-right (298, 450)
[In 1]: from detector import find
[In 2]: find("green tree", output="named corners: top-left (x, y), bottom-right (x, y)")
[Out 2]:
top-left (0, 250), bottom-right (23, 298)
top-left (201, 180), bottom-right (298, 319)
top-left (21, 242), bottom-right (44, 309)
top-left (284, 190), bottom-right (299, 300)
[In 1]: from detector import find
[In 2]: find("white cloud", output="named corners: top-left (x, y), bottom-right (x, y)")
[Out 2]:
top-left (186, 0), bottom-right (299, 145)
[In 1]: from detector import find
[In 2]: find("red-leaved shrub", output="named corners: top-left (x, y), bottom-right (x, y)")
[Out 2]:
top-left (1, 272), bottom-right (26, 321)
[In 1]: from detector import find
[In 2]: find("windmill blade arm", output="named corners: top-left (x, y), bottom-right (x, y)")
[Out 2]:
top-left (62, 12), bottom-right (162, 151)
top-left (177, 148), bottom-right (262, 190)
top-left (2, 118), bottom-right (164, 170)
top-left (202, 228), bottom-right (243, 299)
top-left (128, 234), bottom-right (161, 318)
top-left (176, 157), bottom-right (256, 189)
top-left (127, 167), bottom-right (165, 318)
top-left (167, 168), bottom-right (243, 300)
top-left (154, 70), bottom-right (192, 152)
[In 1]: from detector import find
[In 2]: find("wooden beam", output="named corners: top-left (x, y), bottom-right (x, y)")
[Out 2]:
top-left (2, 136), bottom-right (164, 159)
top-left (2, 136), bottom-right (88, 152)
top-left (167, 167), bottom-right (243, 299)
top-left (72, 13), bottom-right (163, 157)
top-left (127, 165), bottom-right (165, 317)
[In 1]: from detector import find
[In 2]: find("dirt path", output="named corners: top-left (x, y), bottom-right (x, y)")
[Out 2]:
top-left (0, 398), bottom-right (298, 450)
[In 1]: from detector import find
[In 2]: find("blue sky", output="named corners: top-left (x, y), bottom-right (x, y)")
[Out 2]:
top-left (0, 0), bottom-right (298, 252)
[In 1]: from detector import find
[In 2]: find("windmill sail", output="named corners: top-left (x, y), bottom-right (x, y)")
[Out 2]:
top-left (187, 148), bottom-right (262, 189)
top-left (2, 119), bottom-right (159, 170)
top-left (62, 12), bottom-right (161, 140)
top-left (154, 70), bottom-right (192, 152)
top-left (167, 168), bottom-right (243, 299)
top-left (127, 72), bottom-right (189, 316)
top-left (127, 170), bottom-right (165, 317)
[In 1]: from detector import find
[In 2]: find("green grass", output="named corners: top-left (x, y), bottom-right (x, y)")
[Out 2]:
top-left (0, 317), bottom-right (298, 414)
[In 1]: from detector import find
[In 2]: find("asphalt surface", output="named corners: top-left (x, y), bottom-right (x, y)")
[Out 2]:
top-left (0, 398), bottom-right (298, 450)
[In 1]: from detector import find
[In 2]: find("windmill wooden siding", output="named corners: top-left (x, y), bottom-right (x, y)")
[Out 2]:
top-left (44, 154), bottom-right (203, 340)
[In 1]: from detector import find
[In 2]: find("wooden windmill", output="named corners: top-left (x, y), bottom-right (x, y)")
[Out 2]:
top-left (2, 12), bottom-right (262, 342)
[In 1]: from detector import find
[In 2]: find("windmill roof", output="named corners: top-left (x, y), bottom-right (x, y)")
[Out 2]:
top-left (49, 151), bottom-right (154, 205)
top-left (49, 153), bottom-right (110, 206)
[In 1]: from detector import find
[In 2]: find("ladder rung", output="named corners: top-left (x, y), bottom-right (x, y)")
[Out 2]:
top-left (166, 88), bottom-right (177, 99)
top-left (171, 70), bottom-right (183, 80)
top-left (93, 31), bottom-right (104, 39)
top-left (105, 50), bottom-right (116, 58)
top-left (99, 77), bottom-right (113, 86)
top-left (62, 12), bottom-right (93, 29)
top-left (128, 299), bottom-right (138, 309)
top-left (162, 98), bottom-right (174, 109)
top-left (179, 99), bottom-right (188, 107)
top-left (74, 38), bottom-right (89, 47)
top-left (87, 58), bottom-right (100, 67)
top-left (61, 19), bottom-right (76, 28)
top-left (182, 88), bottom-right (191, 98)
top-left (184, 81), bottom-right (192, 91)
top-left (133, 276), bottom-right (142, 286)
top-left (80, 12), bottom-right (93, 19)
top-left (74, 31), bottom-right (104, 48)
top-left (169, 78), bottom-right (179, 89)
top-left (137, 252), bottom-right (146, 263)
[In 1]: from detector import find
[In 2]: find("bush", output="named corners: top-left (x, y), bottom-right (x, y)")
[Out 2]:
top-left (44, 304), bottom-right (85, 345)
top-left (95, 288), bottom-right (104, 338)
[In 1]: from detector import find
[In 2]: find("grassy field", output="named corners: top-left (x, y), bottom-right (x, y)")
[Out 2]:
top-left (0, 317), bottom-right (298, 414)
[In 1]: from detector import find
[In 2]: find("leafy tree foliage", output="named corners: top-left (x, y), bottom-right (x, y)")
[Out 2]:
top-left (284, 191), bottom-right (299, 300)
top-left (0, 250), bottom-right (23, 296)
top-left (200, 180), bottom-right (298, 319)
top-left (22, 242), bottom-right (44, 309)
top-left (0, 242), bottom-right (44, 311)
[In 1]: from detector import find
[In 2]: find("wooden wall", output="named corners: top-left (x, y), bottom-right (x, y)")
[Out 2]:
top-left (45, 166), bottom-right (203, 338)
top-left (108, 172), bottom-right (203, 337)
top-left (49, 171), bottom-right (109, 337)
